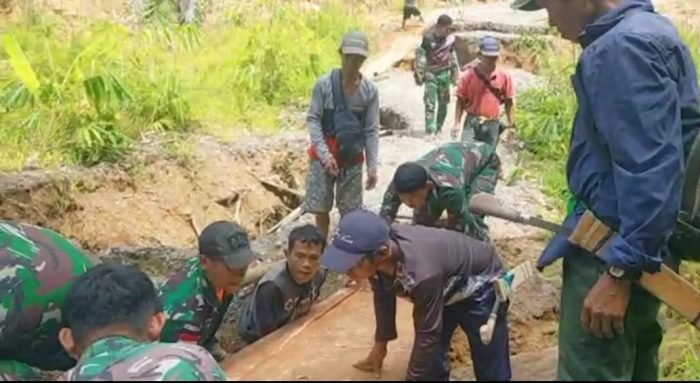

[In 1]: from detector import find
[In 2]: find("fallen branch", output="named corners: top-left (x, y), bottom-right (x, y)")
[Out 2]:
top-left (247, 170), bottom-right (304, 199)
top-left (266, 206), bottom-right (304, 234)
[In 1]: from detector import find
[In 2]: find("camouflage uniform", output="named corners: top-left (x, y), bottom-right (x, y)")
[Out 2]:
top-left (158, 258), bottom-right (231, 361)
top-left (0, 221), bottom-right (95, 381)
top-left (415, 32), bottom-right (459, 135)
top-left (57, 336), bottom-right (227, 381)
top-left (379, 142), bottom-right (501, 241)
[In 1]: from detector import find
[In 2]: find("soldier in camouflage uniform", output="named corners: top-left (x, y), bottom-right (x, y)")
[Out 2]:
top-left (158, 221), bottom-right (256, 362)
top-left (379, 141), bottom-right (501, 241)
top-left (414, 14), bottom-right (459, 137)
top-left (57, 263), bottom-right (227, 381)
top-left (0, 221), bottom-right (95, 381)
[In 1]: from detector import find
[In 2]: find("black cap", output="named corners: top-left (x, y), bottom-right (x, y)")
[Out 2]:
top-left (393, 162), bottom-right (429, 193)
top-left (198, 221), bottom-right (256, 270)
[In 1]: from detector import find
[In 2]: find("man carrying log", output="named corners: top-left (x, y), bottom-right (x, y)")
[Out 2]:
top-left (321, 210), bottom-right (511, 381)
top-left (379, 141), bottom-right (501, 242)
top-left (0, 221), bottom-right (95, 381)
top-left (414, 14), bottom-right (460, 138)
top-left (510, 0), bottom-right (700, 380)
top-left (158, 221), bottom-right (257, 362)
top-left (236, 224), bottom-right (328, 344)
top-left (305, 30), bottom-right (380, 241)
top-left (57, 264), bottom-right (227, 381)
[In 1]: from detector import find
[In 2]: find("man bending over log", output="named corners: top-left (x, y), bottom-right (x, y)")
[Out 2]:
top-left (0, 221), bottom-right (95, 381)
top-left (158, 221), bottom-right (257, 362)
top-left (321, 210), bottom-right (511, 381)
top-left (379, 141), bottom-right (500, 242)
top-left (236, 224), bottom-right (328, 344)
top-left (57, 263), bottom-right (226, 381)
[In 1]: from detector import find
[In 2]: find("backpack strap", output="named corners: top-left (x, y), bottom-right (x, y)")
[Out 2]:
top-left (473, 67), bottom-right (506, 104)
top-left (330, 68), bottom-right (347, 112)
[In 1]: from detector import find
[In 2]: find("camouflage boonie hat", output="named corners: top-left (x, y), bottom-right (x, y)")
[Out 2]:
top-left (511, 0), bottom-right (542, 11)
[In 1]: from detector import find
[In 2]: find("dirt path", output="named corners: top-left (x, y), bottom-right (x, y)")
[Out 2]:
top-left (226, 2), bottom-right (561, 380)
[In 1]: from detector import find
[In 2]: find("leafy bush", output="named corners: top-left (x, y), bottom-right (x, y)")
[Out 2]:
top-left (0, 1), bottom-right (370, 170)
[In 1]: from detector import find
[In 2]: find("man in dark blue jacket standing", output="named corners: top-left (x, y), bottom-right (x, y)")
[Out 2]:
top-left (511, 0), bottom-right (700, 380)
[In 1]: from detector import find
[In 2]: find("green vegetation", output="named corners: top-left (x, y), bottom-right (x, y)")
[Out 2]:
top-left (514, 24), bottom-right (700, 380)
top-left (0, 1), bottom-right (371, 170)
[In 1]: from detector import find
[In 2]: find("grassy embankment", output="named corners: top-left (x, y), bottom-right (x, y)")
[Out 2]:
top-left (514, 22), bottom-right (700, 380)
top-left (0, 1), bottom-right (373, 171)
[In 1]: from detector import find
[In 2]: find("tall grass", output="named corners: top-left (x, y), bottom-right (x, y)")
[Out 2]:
top-left (514, 22), bottom-right (700, 379)
top-left (0, 1), bottom-right (370, 170)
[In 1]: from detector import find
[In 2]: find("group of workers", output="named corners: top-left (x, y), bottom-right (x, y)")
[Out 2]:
top-left (2, 0), bottom-right (700, 381)
top-left (0, 219), bottom-right (330, 380)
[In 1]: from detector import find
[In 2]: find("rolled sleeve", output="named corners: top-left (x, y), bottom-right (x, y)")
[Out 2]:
top-left (584, 33), bottom-right (683, 273)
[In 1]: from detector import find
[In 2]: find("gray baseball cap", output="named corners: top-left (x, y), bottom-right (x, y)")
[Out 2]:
top-left (479, 36), bottom-right (501, 57)
top-left (198, 221), bottom-right (256, 270)
top-left (340, 31), bottom-right (370, 57)
top-left (511, 0), bottom-right (542, 11)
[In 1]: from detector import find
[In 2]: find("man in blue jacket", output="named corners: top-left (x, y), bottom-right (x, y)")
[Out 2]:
top-left (511, 0), bottom-right (700, 380)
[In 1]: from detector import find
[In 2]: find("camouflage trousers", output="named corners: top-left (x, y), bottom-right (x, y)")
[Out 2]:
top-left (461, 114), bottom-right (503, 149)
top-left (466, 154), bottom-right (500, 241)
top-left (303, 160), bottom-right (363, 216)
top-left (0, 361), bottom-right (41, 381)
top-left (424, 71), bottom-right (452, 135)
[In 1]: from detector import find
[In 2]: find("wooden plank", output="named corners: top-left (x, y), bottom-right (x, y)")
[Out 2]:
top-left (571, 210), bottom-right (700, 330)
top-left (223, 288), bottom-right (415, 381)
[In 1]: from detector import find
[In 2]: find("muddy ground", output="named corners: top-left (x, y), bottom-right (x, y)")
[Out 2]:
top-left (1, 1), bottom-right (565, 379)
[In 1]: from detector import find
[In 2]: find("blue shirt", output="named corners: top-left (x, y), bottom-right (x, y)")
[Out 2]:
top-left (538, 0), bottom-right (700, 273)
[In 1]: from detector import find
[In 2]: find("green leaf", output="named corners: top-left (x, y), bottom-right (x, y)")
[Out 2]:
top-left (2, 34), bottom-right (41, 98)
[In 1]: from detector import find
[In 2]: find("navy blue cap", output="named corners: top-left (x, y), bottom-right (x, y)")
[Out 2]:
top-left (321, 210), bottom-right (390, 273)
top-left (479, 36), bottom-right (501, 57)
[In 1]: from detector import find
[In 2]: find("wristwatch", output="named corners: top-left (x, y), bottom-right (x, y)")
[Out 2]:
top-left (606, 266), bottom-right (626, 280)
top-left (606, 266), bottom-right (641, 281)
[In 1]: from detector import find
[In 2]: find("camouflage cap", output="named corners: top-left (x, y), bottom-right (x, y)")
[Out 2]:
top-left (198, 221), bottom-right (256, 270)
top-left (511, 0), bottom-right (542, 11)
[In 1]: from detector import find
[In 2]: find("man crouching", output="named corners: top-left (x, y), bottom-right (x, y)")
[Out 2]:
top-left (237, 224), bottom-right (328, 344)
top-left (322, 210), bottom-right (512, 381)
top-left (57, 264), bottom-right (227, 381)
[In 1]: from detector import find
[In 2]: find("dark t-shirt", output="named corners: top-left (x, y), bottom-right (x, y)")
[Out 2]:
top-left (371, 224), bottom-right (504, 380)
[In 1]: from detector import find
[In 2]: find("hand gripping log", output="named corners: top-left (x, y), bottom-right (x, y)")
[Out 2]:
top-left (469, 192), bottom-right (700, 331)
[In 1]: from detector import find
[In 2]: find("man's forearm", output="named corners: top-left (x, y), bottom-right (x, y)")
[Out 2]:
top-left (454, 101), bottom-right (464, 127)
top-left (372, 280), bottom-right (398, 342)
top-left (308, 118), bottom-right (331, 164)
top-left (505, 100), bottom-right (514, 126)
top-left (307, 81), bottom-right (332, 164)
top-left (364, 92), bottom-right (380, 173)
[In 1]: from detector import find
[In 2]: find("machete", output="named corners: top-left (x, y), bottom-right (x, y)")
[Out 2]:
top-left (469, 192), bottom-right (700, 331)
